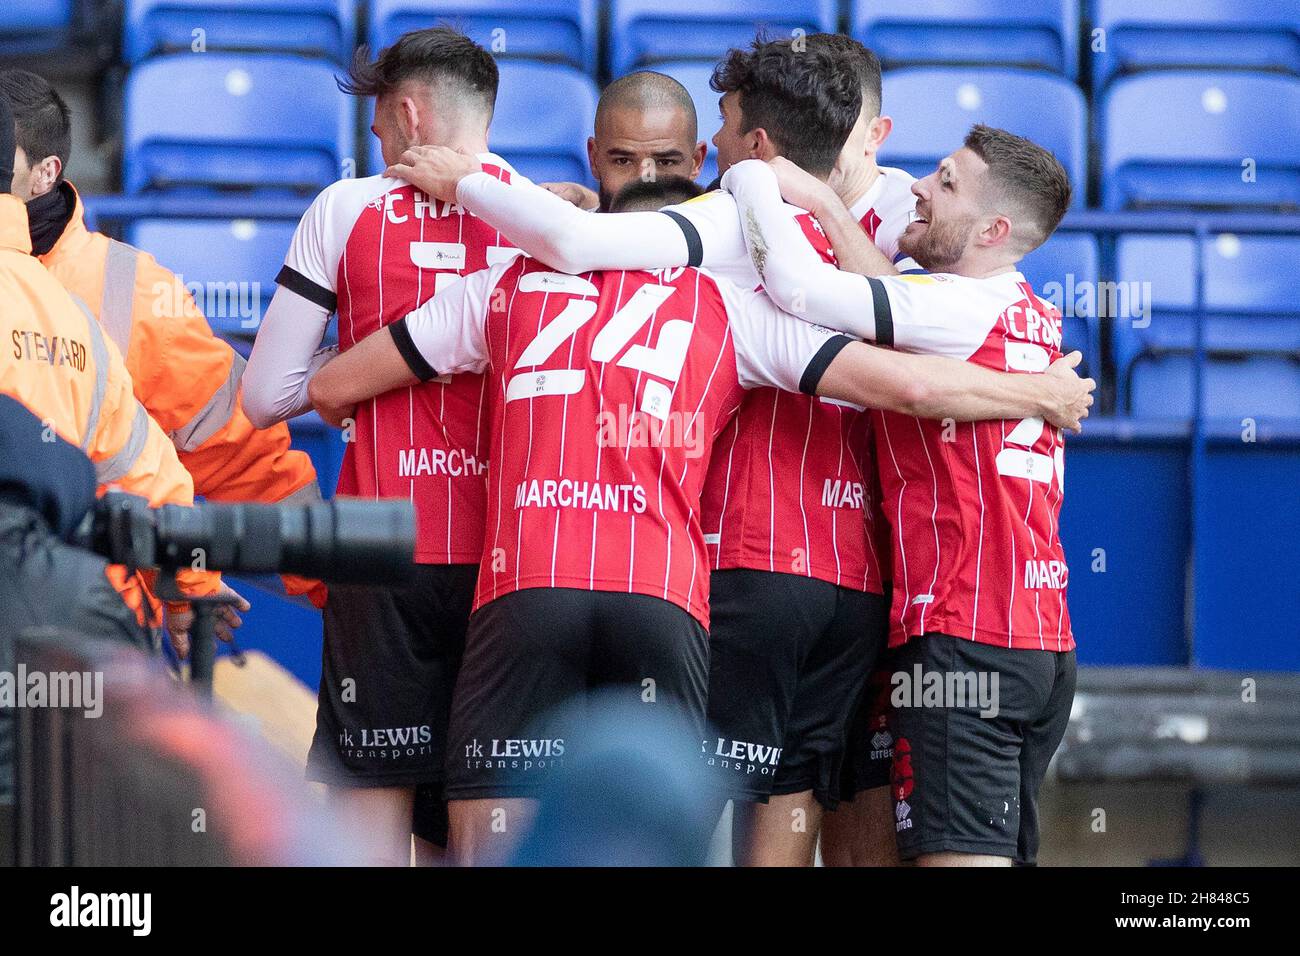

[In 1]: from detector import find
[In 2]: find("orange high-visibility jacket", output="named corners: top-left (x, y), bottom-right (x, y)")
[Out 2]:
top-left (39, 185), bottom-right (320, 508)
top-left (0, 193), bottom-right (219, 597)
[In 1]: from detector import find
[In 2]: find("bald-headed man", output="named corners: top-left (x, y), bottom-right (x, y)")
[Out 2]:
top-left (542, 71), bottom-right (706, 211)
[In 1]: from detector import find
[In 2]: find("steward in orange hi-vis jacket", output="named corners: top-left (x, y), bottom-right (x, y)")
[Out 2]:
top-left (0, 68), bottom-right (325, 607)
top-left (0, 191), bottom-right (235, 644)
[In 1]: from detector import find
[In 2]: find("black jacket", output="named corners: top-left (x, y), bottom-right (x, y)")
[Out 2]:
top-left (0, 395), bottom-right (148, 805)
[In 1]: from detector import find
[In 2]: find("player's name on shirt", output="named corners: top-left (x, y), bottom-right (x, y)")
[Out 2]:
top-left (397, 446), bottom-right (488, 478)
top-left (513, 478), bottom-right (648, 515)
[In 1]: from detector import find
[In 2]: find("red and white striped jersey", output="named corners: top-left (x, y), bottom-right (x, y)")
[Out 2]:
top-left (388, 255), bottom-right (850, 628)
top-left (663, 190), bottom-right (885, 591)
top-left (278, 156), bottom-right (520, 563)
top-left (866, 271), bottom-right (1074, 652)
top-left (849, 165), bottom-right (920, 584)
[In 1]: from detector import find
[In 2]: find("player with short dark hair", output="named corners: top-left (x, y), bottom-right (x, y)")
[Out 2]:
top-left (304, 173), bottom-right (1093, 862)
top-left (709, 38), bottom-right (861, 178)
top-left (336, 26), bottom-right (499, 117)
top-left (726, 124), bottom-right (1080, 866)
top-left (243, 26), bottom-right (517, 866)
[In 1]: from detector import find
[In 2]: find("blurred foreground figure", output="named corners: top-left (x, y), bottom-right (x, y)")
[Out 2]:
top-left (0, 395), bottom-right (147, 846)
top-left (510, 693), bottom-right (721, 867)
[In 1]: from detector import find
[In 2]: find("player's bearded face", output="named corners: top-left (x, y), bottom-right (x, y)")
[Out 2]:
top-left (898, 204), bottom-right (978, 273)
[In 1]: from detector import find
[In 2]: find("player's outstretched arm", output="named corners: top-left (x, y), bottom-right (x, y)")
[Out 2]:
top-left (817, 344), bottom-right (1095, 433)
top-left (387, 145), bottom-right (690, 274)
top-left (723, 159), bottom-right (881, 338)
top-left (308, 262), bottom-right (501, 427)
top-left (761, 157), bottom-right (900, 277)
top-left (308, 328), bottom-right (418, 428)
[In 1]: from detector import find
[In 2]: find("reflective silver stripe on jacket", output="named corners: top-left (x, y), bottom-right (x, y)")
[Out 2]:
top-left (278, 479), bottom-right (322, 505)
top-left (169, 353), bottom-right (246, 453)
top-left (74, 294), bottom-right (108, 454)
top-left (96, 402), bottom-right (150, 485)
top-left (100, 240), bottom-right (139, 356)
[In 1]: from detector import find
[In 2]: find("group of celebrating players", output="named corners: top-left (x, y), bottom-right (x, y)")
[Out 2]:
top-left (241, 26), bottom-right (1095, 867)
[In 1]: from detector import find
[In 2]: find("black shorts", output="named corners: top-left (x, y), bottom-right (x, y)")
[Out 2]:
top-left (838, 644), bottom-right (898, 800)
top-left (890, 634), bottom-right (1077, 865)
top-left (306, 564), bottom-right (477, 789)
top-left (703, 569), bottom-right (888, 809)
top-left (445, 587), bottom-right (709, 799)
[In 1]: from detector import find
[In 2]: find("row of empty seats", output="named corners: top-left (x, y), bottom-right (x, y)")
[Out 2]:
top-left (6, 1), bottom-right (1297, 88)
top-left (120, 52), bottom-right (1300, 215)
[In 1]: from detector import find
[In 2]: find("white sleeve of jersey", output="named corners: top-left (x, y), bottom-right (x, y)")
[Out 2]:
top-left (455, 171), bottom-right (690, 273)
top-left (714, 277), bottom-right (847, 393)
top-left (398, 256), bottom-right (519, 377)
top-left (723, 159), bottom-right (885, 340)
top-left (656, 191), bottom-right (750, 276)
top-left (244, 180), bottom-right (354, 426)
top-left (243, 286), bottom-right (337, 427)
top-left (868, 273), bottom-right (997, 360)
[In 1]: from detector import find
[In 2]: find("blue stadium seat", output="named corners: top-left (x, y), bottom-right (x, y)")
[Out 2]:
top-left (123, 54), bottom-right (355, 194)
top-left (609, 0), bottom-right (838, 76)
top-left (1114, 234), bottom-right (1300, 380)
top-left (880, 68), bottom-right (1087, 206)
top-left (851, 0), bottom-right (1079, 78)
top-left (1093, 0), bottom-right (1300, 92)
top-left (0, 0), bottom-right (72, 56)
top-left (126, 218), bottom-right (296, 338)
top-left (369, 0), bottom-right (598, 73)
top-left (1101, 72), bottom-right (1300, 210)
top-left (652, 62), bottom-right (724, 187)
top-left (124, 0), bottom-right (355, 63)
top-left (1129, 355), bottom-right (1300, 419)
top-left (487, 62), bottom-right (598, 186)
top-left (1017, 233), bottom-right (1102, 378)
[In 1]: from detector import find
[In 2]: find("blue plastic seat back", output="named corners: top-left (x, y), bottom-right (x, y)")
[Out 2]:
top-left (369, 0), bottom-right (598, 73)
top-left (851, 0), bottom-right (1079, 78)
top-left (0, 0), bottom-right (72, 55)
top-left (488, 62), bottom-right (598, 186)
top-left (1114, 233), bottom-right (1300, 382)
top-left (123, 53), bottom-right (356, 194)
top-left (880, 68), bottom-right (1087, 207)
top-left (127, 217), bottom-right (297, 337)
top-left (1093, 0), bottom-right (1300, 92)
top-left (1130, 355), bottom-right (1300, 419)
top-left (1102, 71), bottom-right (1300, 210)
top-left (610, 0), bottom-right (838, 76)
top-left (124, 0), bottom-right (355, 63)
